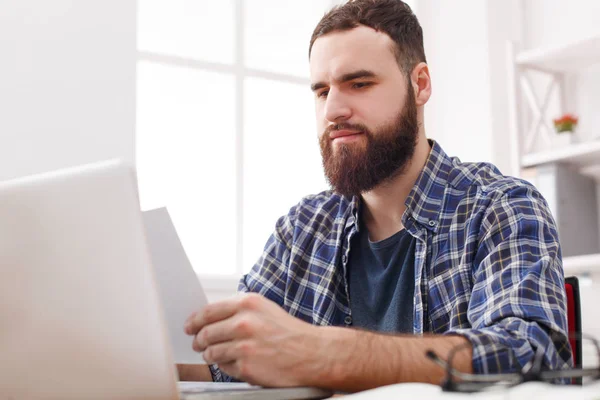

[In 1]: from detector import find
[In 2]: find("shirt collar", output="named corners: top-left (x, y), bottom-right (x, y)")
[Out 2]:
top-left (346, 140), bottom-right (452, 234)
top-left (403, 140), bottom-right (451, 233)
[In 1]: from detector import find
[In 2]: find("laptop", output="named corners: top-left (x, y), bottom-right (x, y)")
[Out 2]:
top-left (0, 159), bottom-right (332, 400)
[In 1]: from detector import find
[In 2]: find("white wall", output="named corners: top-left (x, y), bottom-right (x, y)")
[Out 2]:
top-left (0, 0), bottom-right (136, 181)
top-left (486, 0), bottom-right (523, 175)
top-left (417, 0), bottom-right (524, 174)
top-left (418, 0), bottom-right (495, 165)
top-left (523, 0), bottom-right (600, 47)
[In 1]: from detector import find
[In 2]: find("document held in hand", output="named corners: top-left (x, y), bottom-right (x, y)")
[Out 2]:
top-left (142, 207), bottom-right (209, 364)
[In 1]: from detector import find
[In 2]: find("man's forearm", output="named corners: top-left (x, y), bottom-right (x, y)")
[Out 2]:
top-left (177, 364), bottom-right (213, 382)
top-left (317, 327), bottom-right (473, 392)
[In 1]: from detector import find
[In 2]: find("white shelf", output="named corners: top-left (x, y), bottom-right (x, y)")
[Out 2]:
top-left (521, 138), bottom-right (600, 170)
top-left (563, 253), bottom-right (600, 275)
top-left (516, 35), bottom-right (600, 73)
top-left (580, 164), bottom-right (600, 181)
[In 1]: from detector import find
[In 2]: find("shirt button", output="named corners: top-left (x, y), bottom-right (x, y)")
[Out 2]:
top-left (342, 255), bottom-right (348, 264)
top-left (428, 220), bottom-right (436, 227)
top-left (344, 316), bottom-right (352, 325)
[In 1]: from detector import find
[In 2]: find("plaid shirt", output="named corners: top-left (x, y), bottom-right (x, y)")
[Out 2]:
top-left (210, 140), bottom-right (572, 382)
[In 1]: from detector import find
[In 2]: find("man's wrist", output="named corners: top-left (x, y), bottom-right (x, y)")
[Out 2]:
top-left (312, 326), bottom-right (356, 389)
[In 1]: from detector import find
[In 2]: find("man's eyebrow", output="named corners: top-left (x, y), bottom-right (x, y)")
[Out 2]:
top-left (310, 69), bottom-right (377, 92)
top-left (310, 82), bottom-right (328, 92)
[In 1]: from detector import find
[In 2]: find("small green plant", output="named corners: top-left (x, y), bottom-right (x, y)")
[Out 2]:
top-left (553, 113), bottom-right (578, 133)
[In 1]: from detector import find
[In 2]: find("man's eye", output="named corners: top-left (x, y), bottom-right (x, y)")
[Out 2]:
top-left (318, 90), bottom-right (329, 98)
top-left (353, 82), bottom-right (372, 89)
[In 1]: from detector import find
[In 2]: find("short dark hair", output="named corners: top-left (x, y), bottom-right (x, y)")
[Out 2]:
top-left (309, 0), bottom-right (426, 75)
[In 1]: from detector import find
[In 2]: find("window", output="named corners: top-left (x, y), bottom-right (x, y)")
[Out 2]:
top-left (243, 77), bottom-right (327, 271)
top-left (136, 61), bottom-right (237, 275)
top-left (136, 0), bottom-right (336, 282)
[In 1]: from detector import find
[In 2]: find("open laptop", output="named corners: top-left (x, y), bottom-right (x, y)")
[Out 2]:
top-left (0, 159), bottom-right (331, 400)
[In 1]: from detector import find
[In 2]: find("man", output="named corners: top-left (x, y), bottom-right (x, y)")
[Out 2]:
top-left (178, 0), bottom-right (572, 392)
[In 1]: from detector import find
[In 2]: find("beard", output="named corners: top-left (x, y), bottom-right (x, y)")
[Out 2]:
top-left (319, 88), bottom-right (419, 198)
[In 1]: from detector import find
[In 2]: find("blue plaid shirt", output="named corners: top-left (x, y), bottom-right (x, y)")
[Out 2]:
top-left (210, 140), bottom-right (572, 382)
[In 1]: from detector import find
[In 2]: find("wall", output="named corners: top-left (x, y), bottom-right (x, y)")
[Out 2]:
top-left (0, 0), bottom-right (136, 181)
top-left (485, 0), bottom-right (524, 175)
top-left (417, 0), bottom-right (495, 165)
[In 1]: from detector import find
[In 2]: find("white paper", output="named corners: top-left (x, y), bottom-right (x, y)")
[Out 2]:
top-left (342, 380), bottom-right (600, 400)
top-left (143, 207), bottom-right (208, 364)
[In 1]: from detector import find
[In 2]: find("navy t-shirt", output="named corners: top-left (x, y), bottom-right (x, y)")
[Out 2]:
top-left (347, 221), bottom-right (416, 333)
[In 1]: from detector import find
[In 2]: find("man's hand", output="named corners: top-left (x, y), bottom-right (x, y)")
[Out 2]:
top-left (184, 293), bottom-right (330, 387)
top-left (184, 293), bottom-right (473, 391)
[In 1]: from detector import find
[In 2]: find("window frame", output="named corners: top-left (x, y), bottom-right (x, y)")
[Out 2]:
top-left (136, 0), bottom-right (341, 290)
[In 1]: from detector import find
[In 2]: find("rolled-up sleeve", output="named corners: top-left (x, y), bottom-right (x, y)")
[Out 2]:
top-left (447, 185), bottom-right (573, 375)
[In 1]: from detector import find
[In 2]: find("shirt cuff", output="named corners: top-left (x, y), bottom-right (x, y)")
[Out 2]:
top-left (208, 364), bottom-right (224, 382)
top-left (208, 364), bottom-right (241, 383)
top-left (445, 328), bottom-right (523, 375)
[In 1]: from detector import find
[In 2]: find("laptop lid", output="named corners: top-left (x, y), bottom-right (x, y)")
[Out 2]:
top-left (0, 160), bottom-right (179, 400)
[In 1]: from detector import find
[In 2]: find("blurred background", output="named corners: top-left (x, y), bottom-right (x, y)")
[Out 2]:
top-left (1, 0), bottom-right (599, 365)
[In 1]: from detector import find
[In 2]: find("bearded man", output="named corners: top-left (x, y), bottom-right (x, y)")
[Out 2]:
top-left (178, 0), bottom-right (572, 391)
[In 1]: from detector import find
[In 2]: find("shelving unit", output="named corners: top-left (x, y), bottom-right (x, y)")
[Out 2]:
top-left (521, 138), bottom-right (600, 169)
top-left (563, 253), bottom-right (600, 275)
top-left (515, 35), bottom-right (600, 73)
top-left (580, 164), bottom-right (600, 181)
top-left (507, 35), bottom-right (600, 275)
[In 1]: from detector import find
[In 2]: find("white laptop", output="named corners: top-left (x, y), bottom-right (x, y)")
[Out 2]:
top-left (0, 159), bottom-right (332, 400)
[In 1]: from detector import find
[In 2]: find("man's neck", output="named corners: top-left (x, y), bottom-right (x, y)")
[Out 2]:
top-left (361, 136), bottom-right (431, 242)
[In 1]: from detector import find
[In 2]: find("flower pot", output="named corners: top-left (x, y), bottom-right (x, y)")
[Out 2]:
top-left (554, 133), bottom-right (573, 147)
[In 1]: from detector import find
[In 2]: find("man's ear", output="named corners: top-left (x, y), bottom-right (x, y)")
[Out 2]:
top-left (410, 62), bottom-right (431, 107)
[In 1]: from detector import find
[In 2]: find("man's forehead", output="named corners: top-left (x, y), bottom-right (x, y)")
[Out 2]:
top-left (309, 26), bottom-right (397, 80)
top-left (311, 25), bottom-right (393, 53)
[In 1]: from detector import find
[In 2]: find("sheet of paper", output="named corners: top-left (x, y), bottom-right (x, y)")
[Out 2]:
top-left (143, 207), bottom-right (208, 364)
top-left (341, 380), bottom-right (600, 400)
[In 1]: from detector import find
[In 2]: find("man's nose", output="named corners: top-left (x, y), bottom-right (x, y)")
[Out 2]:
top-left (324, 89), bottom-right (352, 123)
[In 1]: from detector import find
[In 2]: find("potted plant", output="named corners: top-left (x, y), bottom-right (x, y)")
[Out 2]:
top-left (552, 113), bottom-right (578, 146)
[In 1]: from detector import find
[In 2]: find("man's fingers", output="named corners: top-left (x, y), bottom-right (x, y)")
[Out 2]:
top-left (193, 311), bottom-right (258, 351)
top-left (203, 340), bottom-right (254, 365)
top-left (202, 342), bottom-right (235, 364)
top-left (185, 297), bottom-right (240, 335)
top-left (185, 293), bottom-right (263, 335)
top-left (192, 318), bottom-right (232, 351)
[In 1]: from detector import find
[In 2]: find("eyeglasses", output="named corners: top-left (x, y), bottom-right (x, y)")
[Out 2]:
top-left (426, 333), bottom-right (600, 393)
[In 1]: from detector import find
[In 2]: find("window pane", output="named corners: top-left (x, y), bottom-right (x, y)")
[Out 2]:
top-left (136, 61), bottom-right (237, 275)
top-left (243, 78), bottom-right (328, 271)
top-left (137, 0), bottom-right (235, 64)
top-left (244, 0), bottom-right (331, 77)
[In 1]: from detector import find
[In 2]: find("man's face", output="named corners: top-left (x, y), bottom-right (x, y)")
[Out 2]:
top-left (310, 26), bottom-right (419, 197)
